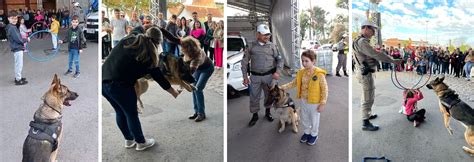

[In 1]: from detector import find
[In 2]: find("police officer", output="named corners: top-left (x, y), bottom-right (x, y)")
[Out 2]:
top-left (242, 24), bottom-right (283, 127)
top-left (353, 21), bottom-right (401, 131)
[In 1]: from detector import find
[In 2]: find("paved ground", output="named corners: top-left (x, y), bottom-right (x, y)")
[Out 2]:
top-left (102, 68), bottom-right (224, 161)
top-left (227, 52), bottom-right (349, 162)
top-left (0, 29), bottom-right (98, 161)
top-left (352, 71), bottom-right (474, 161)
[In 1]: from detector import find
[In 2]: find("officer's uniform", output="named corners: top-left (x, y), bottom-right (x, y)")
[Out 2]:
top-left (241, 41), bottom-right (283, 113)
top-left (353, 35), bottom-right (395, 120)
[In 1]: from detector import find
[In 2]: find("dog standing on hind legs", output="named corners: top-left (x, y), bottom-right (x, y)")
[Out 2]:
top-left (22, 74), bottom-right (79, 162)
top-left (135, 52), bottom-right (196, 113)
top-left (426, 77), bottom-right (474, 155)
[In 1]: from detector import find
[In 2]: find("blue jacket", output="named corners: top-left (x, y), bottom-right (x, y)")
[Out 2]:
top-left (6, 24), bottom-right (27, 52)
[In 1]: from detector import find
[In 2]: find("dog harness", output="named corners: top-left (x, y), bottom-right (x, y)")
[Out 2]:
top-left (27, 120), bottom-right (62, 152)
top-left (439, 90), bottom-right (462, 113)
top-left (275, 94), bottom-right (297, 112)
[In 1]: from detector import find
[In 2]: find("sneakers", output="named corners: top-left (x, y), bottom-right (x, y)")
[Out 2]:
top-left (307, 135), bottom-right (318, 145)
top-left (336, 72), bottom-right (342, 77)
top-left (188, 113), bottom-right (198, 119)
top-left (64, 70), bottom-right (73, 76)
top-left (300, 134), bottom-right (310, 143)
top-left (15, 79), bottom-right (28, 85)
top-left (195, 113), bottom-right (206, 122)
top-left (125, 140), bottom-right (136, 148)
top-left (136, 138), bottom-right (156, 151)
top-left (73, 72), bottom-right (80, 78)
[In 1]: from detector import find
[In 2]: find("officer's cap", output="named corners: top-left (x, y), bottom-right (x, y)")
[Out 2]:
top-left (361, 20), bottom-right (378, 29)
top-left (257, 24), bottom-right (271, 35)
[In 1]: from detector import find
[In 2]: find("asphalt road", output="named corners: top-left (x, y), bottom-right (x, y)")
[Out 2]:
top-left (352, 71), bottom-right (474, 161)
top-left (101, 68), bottom-right (224, 161)
top-left (0, 29), bottom-right (98, 161)
top-left (227, 75), bottom-right (349, 161)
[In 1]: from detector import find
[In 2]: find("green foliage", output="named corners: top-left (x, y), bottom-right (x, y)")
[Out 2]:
top-left (300, 12), bottom-right (310, 39)
top-left (336, 0), bottom-right (349, 9)
top-left (309, 6), bottom-right (328, 40)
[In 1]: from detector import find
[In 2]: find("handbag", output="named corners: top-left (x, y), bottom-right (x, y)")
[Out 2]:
top-left (210, 39), bottom-right (215, 48)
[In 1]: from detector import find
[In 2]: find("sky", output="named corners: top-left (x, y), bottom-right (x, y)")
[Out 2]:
top-left (352, 0), bottom-right (474, 46)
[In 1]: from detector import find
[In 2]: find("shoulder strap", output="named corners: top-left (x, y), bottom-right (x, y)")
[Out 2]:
top-left (352, 36), bottom-right (364, 66)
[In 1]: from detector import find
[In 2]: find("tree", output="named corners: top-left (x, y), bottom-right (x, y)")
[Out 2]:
top-left (309, 6), bottom-right (328, 40)
top-left (336, 0), bottom-right (348, 9)
top-left (329, 13), bottom-right (348, 43)
top-left (299, 12), bottom-right (310, 40)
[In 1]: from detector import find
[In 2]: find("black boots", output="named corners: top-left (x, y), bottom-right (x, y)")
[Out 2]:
top-left (248, 113), bottom-right (258, 126)
top-left (336, 71), bottom-right (348, 77)
top-left (265, 109), bottom-right (273, 122)
top-left (362, 119), bottom-right (379, 131)
top-left (248, 109), bottom-right (274, 127)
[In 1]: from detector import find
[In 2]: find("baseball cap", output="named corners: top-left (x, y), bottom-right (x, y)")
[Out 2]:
top-left (361, 20), bottom-right (378, 29)
top-left (257, 24), bottom-right (271, 35)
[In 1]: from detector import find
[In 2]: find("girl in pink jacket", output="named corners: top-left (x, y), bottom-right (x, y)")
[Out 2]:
top-left (402, 89), bottom-right (426, 127)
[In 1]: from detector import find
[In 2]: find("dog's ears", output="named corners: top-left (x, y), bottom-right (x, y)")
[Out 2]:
top-left (439, 76), bottom-right (445, 82)
top-left (52, 74), bottom-right (61, 91)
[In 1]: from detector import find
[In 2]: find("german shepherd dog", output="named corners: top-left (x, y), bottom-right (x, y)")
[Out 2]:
top-left (426, 77), bottom-right (474, 155)
top-left (268, 85), bottom-right (300, 133)
top-left (22, 74), bottom-right (79, 162)
top-left (135, 52), bottom-right (196, 113)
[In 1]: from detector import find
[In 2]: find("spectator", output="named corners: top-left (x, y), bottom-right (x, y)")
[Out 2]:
top-left (111, 8), bottom-right (129, 47)
top-left (177, 17), bottom-right (190, 38)
top-left (203, 13), bottom-right (212, 56)
top-left (190, 21), bottom-right (206, 49)
top-left (213, 20), bottom-right (223, 69)
top-left (205, 21), bottom-right (216, 62)
top-left (0, 10), bottom-right (7, 41)
top-left (7, 10), bottom-right (29, 85)
top-left (165, 14), bottom-right (179, 56)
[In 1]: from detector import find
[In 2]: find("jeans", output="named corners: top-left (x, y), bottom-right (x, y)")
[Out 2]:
top-left (67, 49), bottom-right (80, 73)
top-left (62, 17), bottom-right (70, 27)
top-left (102, 81), bottom-right (145, 143)
top-left (162, 40), bottom-right (169, 53)
top-left (465, 62), bottom-right (473, 78)
top-left (14, 51), bottom-right (24, 80)
top-left (192, 65), bottom-right (214, 115)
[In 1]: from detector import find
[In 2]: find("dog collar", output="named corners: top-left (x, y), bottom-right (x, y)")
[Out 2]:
top-left (43, 101), bottom-right (62, 115)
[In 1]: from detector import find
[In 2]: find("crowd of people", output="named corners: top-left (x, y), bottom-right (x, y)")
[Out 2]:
top-left (101, 9), bottom-right (223, 69)
top-left (101, 8), bottom-right (223, 150)
top-left (375, 44), bottom-right (474, 81)
top-left (2, 8), bottom-right (86, 86)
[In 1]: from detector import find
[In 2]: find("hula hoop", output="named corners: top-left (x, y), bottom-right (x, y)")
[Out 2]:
top-left (390, 62), bottom-right (432, 90)
top-left (26, 30), bottom-right (61, 62)
top-left (31, 21), bottom-right (50, 32)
